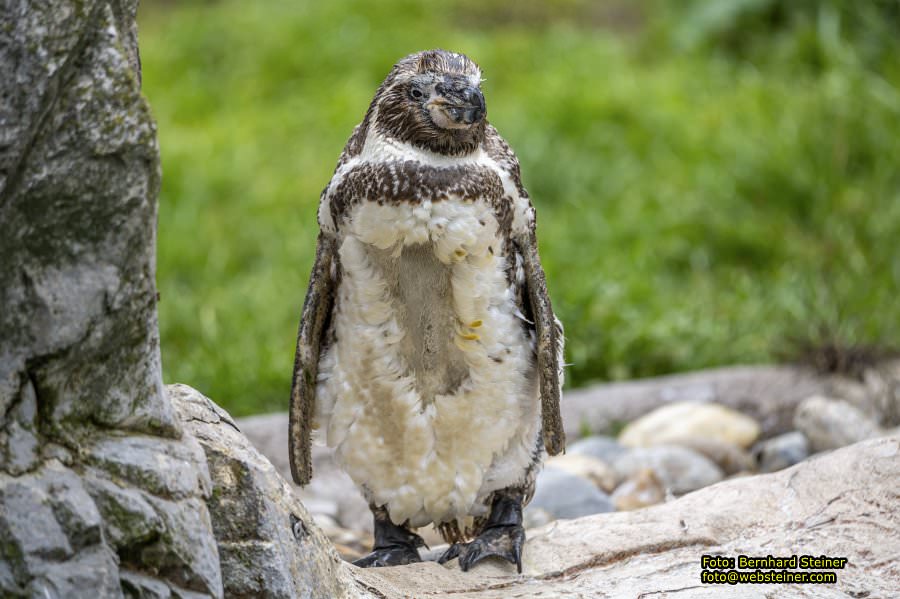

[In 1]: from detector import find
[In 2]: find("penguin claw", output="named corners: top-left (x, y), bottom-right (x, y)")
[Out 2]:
top-left (353, 544), bottom-right (422, 568)
top-left (448, 525), bottom-right (525, 574)
top-left (437, 543), bottom-right (462, 564)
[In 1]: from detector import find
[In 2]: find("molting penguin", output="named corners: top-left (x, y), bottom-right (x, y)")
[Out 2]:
top-left (289, 49), bottom-right (565, 572)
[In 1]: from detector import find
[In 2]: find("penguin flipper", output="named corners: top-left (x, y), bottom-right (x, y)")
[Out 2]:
top-left (518, 229), bottom-right (565, 456)
top-left (289, 232), bottom-right (338, 485)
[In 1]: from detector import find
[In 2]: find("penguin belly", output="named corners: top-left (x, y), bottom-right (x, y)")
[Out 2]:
top-left (316, 198), bottom-right (541, 528)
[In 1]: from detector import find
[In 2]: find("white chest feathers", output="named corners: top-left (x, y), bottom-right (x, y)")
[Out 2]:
top-left (315, 198), bottom-right (541, 528)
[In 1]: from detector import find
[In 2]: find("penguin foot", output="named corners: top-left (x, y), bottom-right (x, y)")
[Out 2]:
top-left (438, 524), bottom-right (525, 573)
top-left (438, 487), bottom-right (527, 573)
top-left (353, 543), bottom-right (422, 568)
top-left (353, 504), bottom-right (426, 568)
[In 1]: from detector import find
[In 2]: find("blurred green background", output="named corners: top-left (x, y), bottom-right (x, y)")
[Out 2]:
top-left (138, 0), bottom-right (900, 416)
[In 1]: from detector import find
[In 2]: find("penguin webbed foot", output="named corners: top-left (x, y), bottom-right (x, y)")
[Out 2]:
top-left (439, 524), bottom-right (525, 573)
top-left (353, 504), bottom-right (426, 568)
top-left (353, 543), bottom-right (422, 568)
top-left (438, 488), bottom-right (526, 573)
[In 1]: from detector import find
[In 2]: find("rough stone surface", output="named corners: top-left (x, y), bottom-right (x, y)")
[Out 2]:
top-left (168, 384), bottom-right (363, 599)
top-left (613, 445), bottom-right (724, 495)
top-left (619, 401), bottom-right (761, 449)
top-left (752, 431), bottom-right (810, 473)
top-left (354, 435), bottom-right (900, 597)
top-left (0, 0), bottom-right (178, 439)
top-left (0, 5), bottom-right (334, 597)
top-left (794, 395), bottom-right (884, 453)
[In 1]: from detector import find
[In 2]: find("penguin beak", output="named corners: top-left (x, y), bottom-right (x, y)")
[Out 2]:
top-left (428, 79), bottom-right (486, 128)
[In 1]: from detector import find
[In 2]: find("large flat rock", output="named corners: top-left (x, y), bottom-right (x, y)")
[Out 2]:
top-left (351, 433), bottom-right (900, 598)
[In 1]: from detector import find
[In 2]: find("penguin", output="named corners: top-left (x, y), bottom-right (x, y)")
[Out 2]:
top-left (289, 49), bottom-right (564, 572)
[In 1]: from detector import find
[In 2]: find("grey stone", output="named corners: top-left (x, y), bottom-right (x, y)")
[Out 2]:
top-left (218, 542), bottom-right (295, 599)
top-left (671, 437), bottom-right (755, 475)
top-left (120, 570), bottom-right (172, 599)
top-left (24, 545), bottom-right (122, 599)
top-left (0, 0), bottom-right (178, 439)
top-left (613, 445), bottom-right (724, 495)
top-left (562, 365), bottom-right (828, 440)
top-left (167, 586), bottom-right (215, 599)
top-left (39, 462), bottom-right (105, 551)
top-left (794, 395), bottom-right (884, 453)
top-left (137, 496), bottom-right (222, 598)
top-left (566, 434), bottom-right (629, 464)
top-left (543, 453), bottom-right (621, 492)
top-left (1, 473), bottom-right (74, 567)
top-left (752, 431), bottom-right (810, 473)
top-left (0, 376), bottom-right (39, 474)
top-left (526, 466), bottom-right (615, 522)
top-left (87, 434), bottom-right (212, 500)
top-left (84, 471), bottom-right (164, 549)
top-left (169, 384), bottom-right (361, 599)
top-left (0, 4), bottom-right (230, 597)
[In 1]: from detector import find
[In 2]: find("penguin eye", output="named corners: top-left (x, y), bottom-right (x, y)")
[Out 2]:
top-left (410, 88), bottom-right (424, 100)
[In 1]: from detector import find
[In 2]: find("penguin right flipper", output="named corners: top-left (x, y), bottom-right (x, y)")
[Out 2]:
top-left (518, 229), bottom-right (566, 457)
top-left (288, 232), bottom-right (338, 485)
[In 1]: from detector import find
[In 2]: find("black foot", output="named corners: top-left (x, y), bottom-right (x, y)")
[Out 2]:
top-left (353, 544), bottom-right (422, 567)
top-left (439, 524), bottom-right (525, 573)
top-left (437, 488), bottom-right (526, 573)
top-left (352, 504), bottom-right (426, 568)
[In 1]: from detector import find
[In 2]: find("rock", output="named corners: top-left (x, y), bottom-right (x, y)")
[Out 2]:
top-left (84, 471), bottom-right (164, 549)
top-left (238, 412), bottom-right (373, 534)
top-left (525, 466), bottom-right (615, 522)
top-left (0, 5), bottom-right (358, 597)
top-left (752, 431), bottom-right (810, 473)
top-left (0, 461), bottom-right (121, 597)
top-left (139, 496), bottom-right (223, 596)
top-left (119, 570), bottom-right (173, 598)
top-left (613, 445), bottom-right (724, 494)
top-left (610, 468), bottom-right (666, 511)
top-left (544, 453), bottom-right (621, 492)
top-left (794, 395), bottom-right (884, 453)
top-left (351, 434), bottom-right (900, 597)
top-left (619, 401), bottom-right (761, 449)
top-left (168, 384), bottom-right (360, 599)
top-left (562, 365), bottom-right (828, 440)
top-left (826, 359), bottom-right (900, 428)
top-left (565, 434), bottom-right (629, 464)
top-left (0, 0), bottom-right (178, 440)
top-left (86, 434), bottom-right (212, 500)
top-left (672, 438), bottom-right (755, 475)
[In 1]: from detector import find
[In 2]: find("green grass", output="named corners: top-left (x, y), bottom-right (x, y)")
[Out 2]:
top-left (138, 0), bottom-right (900, 416)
